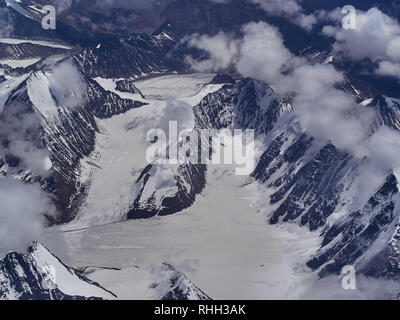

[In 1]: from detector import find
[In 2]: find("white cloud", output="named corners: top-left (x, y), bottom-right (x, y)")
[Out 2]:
top-left (376, 61), bottom-right (400, 77)
top-left (301, 273), bottom-right (400, 299)
top-left (294, 13), bottom-right (318, 32)
top-left (0, 8), bottom-right (13, 37)
top-left (147, 99), bottom-right (195, 135)
top-left (0, 178), bottom-right (56, 256)
top-left (315, 7), bottom-right (343, 24)
top-left (236, 22), bottom-right (297, 84)
top-left (278, 64), bottom-right (375, 151)
top-left (185, 32), bottom-right (240, 72)
top-left (323, 8), bottom-right (400, 79)
top-left (251, 0), bottom-right (302, 17)
top-left (53, 0), bottom-right (73, 13)
top-left (250, 0), bottom-right (318, 31)
top-left (48, 61), bottom-right (86, 110)
top-left (187, 22), bottom-right (302, 84)
top-left (0, 104), bottom-right (52, 176)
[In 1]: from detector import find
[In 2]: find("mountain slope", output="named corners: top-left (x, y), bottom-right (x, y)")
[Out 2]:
top-left (308, 173), bottom-right (400, 278)
top-left (0, 59), bottom-right (146, 223)
top-left (189, 73), bottom-right (400, 286)
top-left (152, 263), bottom-right (211, 300)
top-left (0, 242), bottom-right (116, 300)
top-left (73, 32), bottom-right (183, 79)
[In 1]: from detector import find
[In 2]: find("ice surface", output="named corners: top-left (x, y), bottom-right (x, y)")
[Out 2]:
top-left (69, 74), bottom-right (223, 228)
top-left (58, 165), bottom-right (320, 299)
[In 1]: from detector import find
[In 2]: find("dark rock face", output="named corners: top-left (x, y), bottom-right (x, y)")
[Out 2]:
top-left (246, 103), bottom-right (400, 280)
top-left (85, 77), bottom-right (146, 118)
top-left (252, 134), bottom-right (313, 183)
top-left (194, 78), bottom-right (290, 134)
top-left (251, 123), bottom-right (361, 232)
top-left (115, 79), bottom-right (144, 97)
top-left (247, 90), bottom-right (400, 279)
top-left (41, 105), bottom-right (98, 222)
top-left (0, 75), bottom-right (99, 223)
top-left (367, 96), bottom-right (400, 132)
top-left (0, 60), bottom-right (147, 223)
top-left (0, 252), bottom-right (95, 300)
top-left (269, 143), bottom-right (353, 231)
top-left (0, 242), bottom-right (115, 300)
top-left (0, 42), bottom-right (70, 67)
top-left (128, 164), bottom-right (207, 220)
top-left (73, 32), bottom-right (184, 78)
top-left (307, 174), bottom-right (400, 278)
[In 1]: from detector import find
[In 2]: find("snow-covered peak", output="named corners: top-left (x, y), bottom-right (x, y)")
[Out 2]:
top-left (0, 241), bottom-right (116, 300)
top-left (152, 263), bottom-right (211, 300)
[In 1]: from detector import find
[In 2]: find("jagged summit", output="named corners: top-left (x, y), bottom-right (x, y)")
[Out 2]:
top-left (0, 241), bottom-right (116, 300)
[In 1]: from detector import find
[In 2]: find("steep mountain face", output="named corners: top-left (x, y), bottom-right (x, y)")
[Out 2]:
top-left (0, 59), bottom-right (146, 223)
top-left (73, 32), bottom-right (183, 79)
top-left (0, 77), bottom-right (97, 222)
top-left (308, 173), bottom-right (400, 278)
top-left (189, 73), bottom-right (400, 283)
top-left (84, 76), bottom-right (145, 118)
top-left (255, 136), bottom-right (360, 231)
top-left (153, 263), bottom-right (211, 300)
top-left (367, 96), bottom-right (400, 131)
top-left (247, 92), bottom-right (400, 281)
top-left (128, 163), bottom-right (207, 220)
top-left (115, 79), bottom-right (144, 97)
top-left (0, 242), bottom-right (116, 300)
top-left (0, 41), bottom-right (72, 71)
top-left (194, 78), bottom-right (292, 133)
top-left (296, 96), bottom-right (400, 280)
top-left (195, 78), bottom-right (358, 233)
